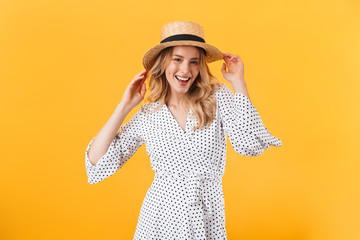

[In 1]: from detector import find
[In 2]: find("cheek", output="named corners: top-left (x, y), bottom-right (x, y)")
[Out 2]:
top-left (167, 71), bottom-right (174, 79)
top-left (170, 65), bottom-right (180, 77)
top-left (166, 66), bottom-right (176, 81)
top-left (165, 66), bottom-right (171, 74)
top-left (170, 63), bottom-right (178, 72)
top-left (193, 68), bottom-right (200, 78)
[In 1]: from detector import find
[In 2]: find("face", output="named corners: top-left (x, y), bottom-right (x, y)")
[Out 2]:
top-left (165, 45), bottom-right (200, 96)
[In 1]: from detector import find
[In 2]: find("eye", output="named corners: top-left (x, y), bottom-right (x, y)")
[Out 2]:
top-left (173, 58), bottom-right (181, 62)
top-left (191, 61), bottom-right (198, 65)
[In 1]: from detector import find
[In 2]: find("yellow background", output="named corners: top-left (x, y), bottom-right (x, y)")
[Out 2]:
top-left (1, 0), bottom-right (359, 239)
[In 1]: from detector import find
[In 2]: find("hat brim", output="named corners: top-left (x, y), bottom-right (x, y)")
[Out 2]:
top-left (142, 41), bottom-right (223, 71)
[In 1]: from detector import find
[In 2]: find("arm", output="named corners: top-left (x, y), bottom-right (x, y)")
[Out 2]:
top-left (230, 79), bottom-right (250, 102)
top-left (87, 102), bottom-right (132, 166)
top-left (88, 69), bottom-right (147, 165)
top-left (85, 69), bottom-right (148, 184)
top-left (221, 52), bottom-right (250, 100)
top-left (217, 84), bottom-right (282, 156)
top-left (85, 107), bottom-right (145, 184)
top-left (219, 53), bottom-right (282, 156)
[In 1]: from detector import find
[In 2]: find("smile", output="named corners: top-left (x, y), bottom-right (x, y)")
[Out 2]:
top-left (175, 76), bottom-right (191, 82)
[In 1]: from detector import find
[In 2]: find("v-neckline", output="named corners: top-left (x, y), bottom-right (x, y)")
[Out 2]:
top-left (163, 103), bottom-right (191, 134)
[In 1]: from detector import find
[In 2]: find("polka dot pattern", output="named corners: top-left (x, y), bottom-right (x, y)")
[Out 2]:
top-left (85, 83), bottom-right (282, 239)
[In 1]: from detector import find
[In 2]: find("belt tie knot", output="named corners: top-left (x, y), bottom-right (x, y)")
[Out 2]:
top-left (155, 170), bottom-right (221, 219)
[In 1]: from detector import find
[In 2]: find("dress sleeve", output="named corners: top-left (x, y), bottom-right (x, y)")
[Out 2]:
top-left (85, 107), bottom-right (145, 184)
top-left (217, 84), bottom-right (282, 156)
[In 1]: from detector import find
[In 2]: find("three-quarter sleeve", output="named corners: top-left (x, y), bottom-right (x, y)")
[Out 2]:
top-left (217, 84), bottom-right (282, 156)
top-left (85, 108), bottom-right (145, 184)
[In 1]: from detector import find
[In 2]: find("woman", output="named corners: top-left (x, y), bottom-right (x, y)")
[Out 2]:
top-left (85, 21), bottom-right (282, 239)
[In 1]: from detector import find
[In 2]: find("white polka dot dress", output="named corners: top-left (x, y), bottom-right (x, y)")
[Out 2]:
top-left (85, 83), bottom-right (282, 239)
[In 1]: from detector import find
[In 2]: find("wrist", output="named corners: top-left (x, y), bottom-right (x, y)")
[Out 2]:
top-left (229, 77), bottom-right (245, 85)
top-left (230, 79), bottom-right (249, 98)
top-left (117, 101), bottom-right (133, 113)
top-left (230, 79), bottom-right (246, 90)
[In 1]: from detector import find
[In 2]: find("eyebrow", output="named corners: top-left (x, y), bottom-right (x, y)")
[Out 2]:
top-left (173, 54), bottom-right (199, 60)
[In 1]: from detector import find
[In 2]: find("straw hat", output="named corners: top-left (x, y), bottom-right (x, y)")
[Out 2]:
top-left (142, 21), bottom-right (223, 71)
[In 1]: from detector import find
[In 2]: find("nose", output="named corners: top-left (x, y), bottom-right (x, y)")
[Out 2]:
top-left (180, 62), bottom-right (190, 74)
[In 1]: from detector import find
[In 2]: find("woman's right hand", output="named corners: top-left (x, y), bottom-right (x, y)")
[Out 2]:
top-left (120, 69), bottom-right (147, 109)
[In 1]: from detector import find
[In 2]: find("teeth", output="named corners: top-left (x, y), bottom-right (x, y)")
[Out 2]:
top-left (176, 76), bottom-right (190, 81)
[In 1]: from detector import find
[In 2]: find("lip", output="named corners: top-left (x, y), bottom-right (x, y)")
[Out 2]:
top-left (176, 75), bottom-right (191, 79)
top-left (175, 76), bottom-right (191, 86)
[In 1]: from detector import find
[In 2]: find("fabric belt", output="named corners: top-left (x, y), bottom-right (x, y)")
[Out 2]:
top-left (155, 171), bottom-right (221, 239)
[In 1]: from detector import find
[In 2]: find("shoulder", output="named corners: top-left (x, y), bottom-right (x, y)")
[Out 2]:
top-left (214, 83), bottom-right (234, 101)
top-left (139, 101), bottom-right (163, 115)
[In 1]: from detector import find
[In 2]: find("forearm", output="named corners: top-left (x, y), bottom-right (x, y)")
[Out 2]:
top-left (88, 102), bottom-right (133, 166)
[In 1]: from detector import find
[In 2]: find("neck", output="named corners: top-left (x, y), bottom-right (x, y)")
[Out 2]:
top-left (165, 91), bottom-right (187, 108)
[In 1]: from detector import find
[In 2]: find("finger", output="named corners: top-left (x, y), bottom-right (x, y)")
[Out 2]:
top-left (136, 69), bottom-right (147, 77)
top-left (137, 73), bottom-right (147, 79)
top-left (223, 53), bottom-right (234, 57)
top-left (221, 63), bottom-right (226, 73)
top-left (132, 74), bottom-right (146, 84)
top-left (134, 79), bottom-right (145, 92)
top-left (225, 56), bottom-right (233, 62)
top-left (223, 53), bottom-right (232, 59)
top-left (137, 79), bottom-right (143, 91)
top-left (223, 56), bottom-right (231, 63)
top-left (132, 76), bottom-right (143, 83)
top-left (137, 73), bottom-right (147, 80)
top-left (140, 81), bottom-right (146, 96)
top-left (141, 71), bottom-right (148, 79)
top-left (136, 77), bottom-right (146, 85)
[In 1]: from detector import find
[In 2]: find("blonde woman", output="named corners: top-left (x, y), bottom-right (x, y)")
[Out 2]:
top-left (85, 21), bottom-right (282, 239)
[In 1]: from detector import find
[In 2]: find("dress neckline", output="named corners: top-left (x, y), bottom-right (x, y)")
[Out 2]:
top-left (163, 103), bottom-right (191, 134)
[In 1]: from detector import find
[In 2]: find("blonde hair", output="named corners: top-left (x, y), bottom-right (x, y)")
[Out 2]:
top-left (144, 46), bottom-right (221, 131)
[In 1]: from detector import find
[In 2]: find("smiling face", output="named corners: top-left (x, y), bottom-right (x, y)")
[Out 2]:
top-left (165, 45), bottom-right (200, 97)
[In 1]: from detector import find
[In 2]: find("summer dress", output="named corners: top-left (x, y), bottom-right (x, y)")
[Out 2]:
top-left (85, 83), bottom-right (282, 239)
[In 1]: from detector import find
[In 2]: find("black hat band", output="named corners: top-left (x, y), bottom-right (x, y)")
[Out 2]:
top-left (160, 34), bottom-right (205, 44)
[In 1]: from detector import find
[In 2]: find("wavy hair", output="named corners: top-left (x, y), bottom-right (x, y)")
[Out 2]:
top-left (144, 46), bottom-right (221, 131)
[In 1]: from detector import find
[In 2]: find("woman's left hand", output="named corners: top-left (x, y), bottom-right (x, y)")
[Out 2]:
top-left (221, 53), bottom-right (245, 84)
top-left (221, 53), bottom-right (250, 100)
